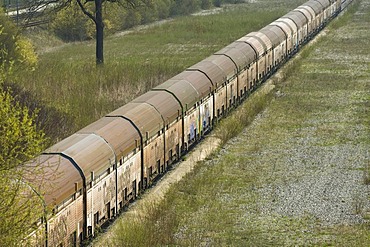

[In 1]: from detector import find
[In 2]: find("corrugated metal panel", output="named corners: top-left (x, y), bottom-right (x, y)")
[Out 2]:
top-left (204, 54), bottom-right (236, 80)
top-left (296, 6), bottom-right (315, 21)
top-left (188, 60), bottom-right (227, 88)
top-left (108, 102), bottom-right (164, 140)
top-left (304, 1), bottom-right (324, 14)
top-left (258, 29), bottom-right (278, 48)
top-left (154, 76), bottom-right (200, 109)
top-left (314, 0), bottom-right (330, 8)
top-left (261, 26), bottom-right (286, 45)
top-left (237, 35), bottom-right (265, 57)
top-left (283, 12), bottom-right (306, 28)
top-left (171, 70), bottom-right (212, 99)
top-left (303, 2), bottom-right (320, 15)
top-left (269, 21), bottom-right (291, 37)
top-left (247, 31), bottom-right (272, 51)
top-left (133, 91), bottom-right (181, 125)
top-left (46, 133), bottom-right (116, 182)
top-left (79, 117), bottom-right (139, 159)
top-left (277, 17), bottom-right (298, 33)
top-left (226, 41), bottom-right (257, 65)
top-left (293, 9), bottom-right (310, 23)
top-left (215, 46), bottom-right (247, 70)
top-left (25, 154), bottom-right (82, 206)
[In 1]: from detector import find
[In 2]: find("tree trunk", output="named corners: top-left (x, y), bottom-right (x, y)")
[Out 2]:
top-left (95, 0), bottom-right (104, 64)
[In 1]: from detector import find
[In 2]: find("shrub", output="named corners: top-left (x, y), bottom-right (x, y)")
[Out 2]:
top-left (50, 0), bottom-right (220, 42)
top-left (0, 9), bottom-right (38, 73)
top-left (201, 0), bottom-right (213, 9)
top-left (51, 2), bottom-right (92, 41)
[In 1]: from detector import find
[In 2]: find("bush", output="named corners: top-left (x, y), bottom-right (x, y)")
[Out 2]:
top-left (0, 88), bottom-right (46, 246)
top-left (0, 9), bottom-right (38, 73)
top-left (156, 0), bottom-right (171, 19)
top-left (213, 0), bottom-right (222, 7)
top-left (123, 8), bottom-right (142, 29)
top-left (170, 0), bottom-right (201, 16)
top-left (50, 0), bottom-right (222, 42)
top-left (51, 2), bottom-right (92, 41)
top-left (201, 0), bottom-right (213, 9)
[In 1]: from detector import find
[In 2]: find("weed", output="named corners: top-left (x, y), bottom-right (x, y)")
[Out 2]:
top-left (363, 161), bottom-right (370, 185)
top-left (353, 193), bottom-right (365, 215)
top-left (215, 86), bottom-right (274, 145)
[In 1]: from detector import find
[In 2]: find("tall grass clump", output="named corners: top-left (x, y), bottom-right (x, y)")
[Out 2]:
top-left (278, 43), bottom-right (317, 83)
top-left (110, 200), bottom-right (178, 247)
top-left (215, 88), bottom-right (274, 145)
top-left (363, 162), bottom-right (370, 185)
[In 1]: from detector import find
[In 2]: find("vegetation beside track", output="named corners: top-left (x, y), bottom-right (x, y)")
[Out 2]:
top-left (9, 0), bottom-right (307, 142)
top-left (99, 1), bottom-right (370, 246)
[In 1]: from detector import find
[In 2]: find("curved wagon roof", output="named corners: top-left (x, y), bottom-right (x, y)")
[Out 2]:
top-left (215, 46), bottom-right (248, 71)
top-left (283, 12), bottom-right (307, 29)
top-left (276, 17), bottom-right (298, 33)
top-left (187, 59), bottom-right (227, 89)
top-left (236, 34), bottom-right (266, 57)
top-left (260, 26), bottom-right (286, 46)
top-left (25, 154), bottom-right (82, 206)
top-left (295, 6), bottom-right (315, 22)
top-left (269, 21), bottom-right (292, 37)
top-left (133, 90), bottom-right (181, 125)
top-left (314, 0), bottom-right (330, 8)
top-left (154, 70), bottom-right (212, 111)
top-left (79, 117), bottom-right (140, 159)
top-left (108, 103), bottom-right (164, 141)
top-left (304, 0), bottom-right (325, 15)
top-left (171, 70), bottom-right (213, 99)
top-left (246, 32), bottom-right (272, 52)
top-left (45, 133), bottom-right (116, 181)
top-left (204, 54), bottom-right (237, 80)
top-left (225, 41), bottom-right (257, 66)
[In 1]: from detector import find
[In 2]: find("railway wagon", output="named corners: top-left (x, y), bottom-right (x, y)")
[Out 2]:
top-left (217, 42), bottom-right (256, 99)
top-left (237, 34), bottom-right (268, 85)
top-left (154, 70), bottom-right (214, 151)
top-left (24, 0), bottom-right (344, 246)
top-left (295, 6), bottom-right (315, 36)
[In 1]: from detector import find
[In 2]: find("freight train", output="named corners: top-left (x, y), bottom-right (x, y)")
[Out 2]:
top-left (24, 0), bottom-right (350, 246)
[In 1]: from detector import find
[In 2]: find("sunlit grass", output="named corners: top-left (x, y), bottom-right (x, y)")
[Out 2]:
top-left (14, 0), bottom-right (307, 140)
top-left (105, 1), bottom-right (370, 245)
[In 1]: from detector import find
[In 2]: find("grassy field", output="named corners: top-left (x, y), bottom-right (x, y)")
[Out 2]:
top-left (103, 1), bottom-right (370, 246)
top-left (12, 0), bottom-right (307, 141)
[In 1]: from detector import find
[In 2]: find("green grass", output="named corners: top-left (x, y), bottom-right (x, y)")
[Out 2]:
top-left (105, 1), bottom-right (370, 246)
top-left (215, 84), bottom-right (275, 146)
top-left (12, 0), bottom-right (307, 141)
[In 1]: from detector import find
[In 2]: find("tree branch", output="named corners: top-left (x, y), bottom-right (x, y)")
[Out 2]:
top-left (76, 0), bottom-right (96, 24)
